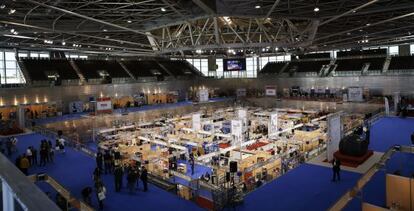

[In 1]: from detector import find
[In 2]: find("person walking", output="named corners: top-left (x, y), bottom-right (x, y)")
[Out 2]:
top-left (190, 158), bottom-right (195, 175)
top-left (95, 181), bottom-right (106, 210)
top-left (40, 146), bottom-right (48, 166)
top-left (141, 166), bottom-right (148, 192)
top-left (127, 167), bottom-right (138, 193)
top-left (31, 146), bottom-right (38, 166)
top-left (26, 147), bottom-right (33, 166)
top-left (96, 151), bottom-right (103, 172)
top-left (19, 155), bottom-right (30, 175)
top-left (332, 158), bottom-right (341, 182)
top-left (114, 166), bottom-right (123, 192)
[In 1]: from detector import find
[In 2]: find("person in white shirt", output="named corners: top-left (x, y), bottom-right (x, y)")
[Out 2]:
top-left (26, 147), bottom-right (33, 165)
top-left (58, 138), bottom-right (65, 153)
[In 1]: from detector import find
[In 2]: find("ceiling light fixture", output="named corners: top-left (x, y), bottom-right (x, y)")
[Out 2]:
top-left (127, 20), bottom-right (132, 23)
top-left (62, 41), bottom-right (66, 46)
top-left (103, 29), bottom-right (107, 32)
top-left (8, 9), bottom-right (16, 14)
top-left (255, 5), bottom-right (261, 9)
top-left (314, 7), bottom-right (319, 12)
top-left (161, 7), bottom-right (166, 12)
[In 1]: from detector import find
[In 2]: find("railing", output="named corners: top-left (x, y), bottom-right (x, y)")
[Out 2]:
top-left (0, 152), bottom-right (61, 211)
top-left (328, 145), bottom-right (414, 211)
top-left (27, 174), bottom-right (94, 211)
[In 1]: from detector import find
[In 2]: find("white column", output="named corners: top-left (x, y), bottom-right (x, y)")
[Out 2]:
top-left (2, 181), bottom-right (15, 211)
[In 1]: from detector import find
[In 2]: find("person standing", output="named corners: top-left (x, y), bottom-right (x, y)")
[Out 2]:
top-left (103, 150), bottom-right (112, 174)
top-left (26, 147), bottom-right (33, 166)
top-left (332, 158), bottom-right (341, 182)
top-left (19, 155), bottom-right (30, 175)
top-left (40, 146), bottom-right (47, 166)
top-left (48, 140), bottom-right (54, 163)
top-left (95, 181), bottom-right (106, 210)
top-left (31, 146), bottom-right (38, 166)
top-left (6, 138), bottom-right (12, 156)
top-left (190, 158), bottom-right (195, 175)
top-left (141, 166), bottom-right (148, 192)
top-left (96, 151), bottom-right (103, 172)
top-left (114, 166), bottom-right (123, 192)
top-left (127, 167), bottom-right (137, 193)
top-left (81, 186), bottom-right (92, 206)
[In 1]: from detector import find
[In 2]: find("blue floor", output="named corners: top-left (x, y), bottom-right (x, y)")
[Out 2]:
top-left (369, 117), bottom-right (414, 152)
top-left (236, 164), bottom-right (361, 211)
top-left (7, 133), bottom-right (202, 211)
top-left (343, 117), bottom-right (414, 211)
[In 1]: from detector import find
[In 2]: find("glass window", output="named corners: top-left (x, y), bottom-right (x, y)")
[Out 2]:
top-left (30, 52), bottom-right (39, 58)
top-left (79, 55), bottom-right (88, 59)
top-left (389, 46), bottom-right (398, 55)
top-left (39, 53), bottom-right (49, 58)
top-left (18, 53), bottom-right (28, 58)
top-left (5, 52), bottom-right (15, 60)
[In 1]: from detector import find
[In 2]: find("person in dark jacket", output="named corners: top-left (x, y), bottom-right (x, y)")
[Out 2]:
top-left (81, 186), bottom-right (92, 205)
top-left (96, 151), bottom-right (103, 172)
top-left (332, 158), bottom-right (341, 182)
top-left (141, 166), bottom-right (148, 192)
top-left (114, 166), bottom-right (123, 192)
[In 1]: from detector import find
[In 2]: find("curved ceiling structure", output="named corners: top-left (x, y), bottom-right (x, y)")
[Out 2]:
top-left (1, 0), bottom-right (414, 56)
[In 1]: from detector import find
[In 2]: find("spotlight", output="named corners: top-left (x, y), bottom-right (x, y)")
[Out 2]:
top-left (161, 7), bottom-right (166, 12)
top-left (127, 20), bottom-right (132, 23)
top-left (62, 41), bottom-right (66, 46)
top-left (255, 5), bottom-right (261, 9)
top-left (8, 9), bottom-right (16, 14)
top-left (0, 5), bottom-right (6, 9)
top-left (314, 7), bottom-right (319, 12)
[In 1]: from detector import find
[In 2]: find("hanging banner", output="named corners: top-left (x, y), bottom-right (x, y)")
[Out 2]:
top-left (268, 112), bottom-right (278, 136)
top-left (393, 92), bottom-right (400, 113)
top-left (198, 89), bottom-right (209, 102)
top-left (347, 87), bottom-right (363, 102)
top-left (236, 88), bottom-right (247, 97)
top-left (96, 97), bottom-right (112, 114)
top-left (384, 97), bottom-right (390, 116)
top-left (265, 86), bottom-right (277, 96)
top-left (327, 113), bottom-right (342, 161)
top-left (192, 113), bottom-right (201, 131)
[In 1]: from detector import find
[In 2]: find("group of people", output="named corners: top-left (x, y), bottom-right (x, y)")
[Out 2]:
top-left (87, 148), bottom-right (149, 210)
top-left (12, 138), bottom-right (65, 175)
top-left (0, 136), bottom-right (18, 156)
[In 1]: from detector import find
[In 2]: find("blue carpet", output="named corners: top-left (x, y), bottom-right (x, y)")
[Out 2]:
top-left (369, 117), bottom-right (414, 152)
top-left (8, 133), bottom-right (202, 211)
top-left (343, 117), bottom-right (414, 210)
top-left (236, 164), bottom-right (361, 211)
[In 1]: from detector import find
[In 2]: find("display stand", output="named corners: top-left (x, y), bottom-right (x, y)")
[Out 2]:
top-left (326, 112), bottom-right (342, 161)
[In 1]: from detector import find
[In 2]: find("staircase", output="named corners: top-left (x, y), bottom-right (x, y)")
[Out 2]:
top-left (361, 63), bottom-right (370, 75)
top-left (327, 64), bottom-right (338, 77)
top-left (382, 56), bottom-right (391, 73)
top-left (278, 62), bottom-right (290, 75)
top-left (16, 60), bottom-right (32, 85)
top-left (69, 60), bottom-right (86, 84)
top-left (118, 61), bottom-right (136, 80)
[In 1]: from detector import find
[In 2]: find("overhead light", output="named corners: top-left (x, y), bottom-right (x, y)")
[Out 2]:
top-left (13, 31), bottom-right (18, 35)
top-left (0, 5), bottom-right (6, 9)
top-left (8, 9), bottom-right (16, 14)
top-left (366, 23), bottom-right (371, 26)
top-left (103, 29), bottom-right (107, 32)
top-left (127, 20), bottom-right (132, 23)
top-left (10, 29), bottom-right (15, 33)
top-left (314, 7), bottom-right (319, 12)
top-left (62, 41), bottom-right (66, 46)
top-left (161, 7), bottom-right (166, 12)
top-left (255, 5), bottom-right (261, 9)
top-left (195, 49), bottom-right (202, 54)
top-left (222, 16), bottom-right (232, 25)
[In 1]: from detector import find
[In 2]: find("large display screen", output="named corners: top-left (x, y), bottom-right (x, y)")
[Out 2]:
top-left (223, 58), bottom-right (246, 71)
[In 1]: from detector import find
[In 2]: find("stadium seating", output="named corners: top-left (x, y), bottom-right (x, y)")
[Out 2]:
top-left (259, 62), bottom-right (288, 74)
top-left (74, 60), bottom-right (130, 79)
top-left (335, 57), bottom-right (385, 72)
top-left (20, 58), bottom-right (79, 81)
top-left (388, 55), bottom-right (414, 70)
top-left (157, 60), bottom-right (203, 76)
top-left (121, 60), bottom-right (169, 78)
top-left (287, 60), bottom-right (331, 73)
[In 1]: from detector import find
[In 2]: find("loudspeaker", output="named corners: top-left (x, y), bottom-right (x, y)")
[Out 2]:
top-left (230, 161), bottom-right (238, 173)
top-left (226, 172), bottom-right (230, 182)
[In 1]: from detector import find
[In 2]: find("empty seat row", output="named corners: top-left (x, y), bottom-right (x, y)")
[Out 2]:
top-left (335, 57), bottom-right (385, 72)
top-left (74, 60), bottom-right (130, 79)
top-left (20, 59), bottom-right (79, 81)
top-left (389, 56), bottom-right (414, 70)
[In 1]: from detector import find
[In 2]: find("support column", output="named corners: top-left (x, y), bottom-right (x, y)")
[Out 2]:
top-left (2, 181), bottom-right (15, 211)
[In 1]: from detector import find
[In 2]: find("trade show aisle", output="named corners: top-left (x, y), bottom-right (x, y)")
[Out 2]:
top-left (236, 164), bottom-right (361, 211)
top-left (369, 117), bottom-right (414, 152)
top-left (8, 133), bottom-right (203, 211)
top-left (34, 97), bottom-right (230, 125)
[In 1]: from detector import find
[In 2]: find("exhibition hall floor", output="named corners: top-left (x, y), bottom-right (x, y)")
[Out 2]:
top-left (5, 115), bottom-right (414, 210)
